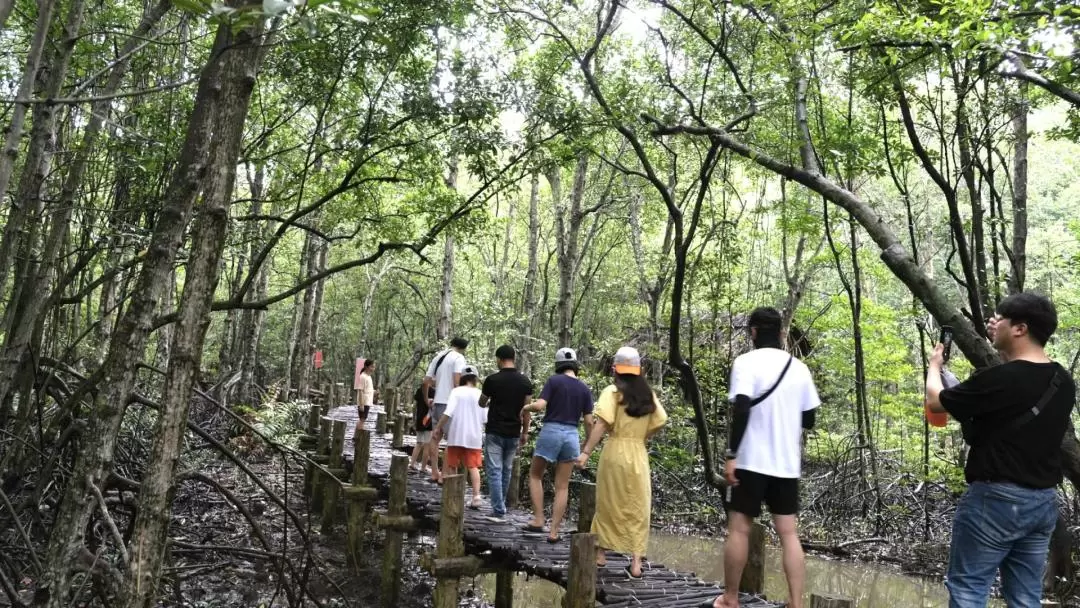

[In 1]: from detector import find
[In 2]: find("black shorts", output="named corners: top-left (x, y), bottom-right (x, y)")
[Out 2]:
top-left (726, 469), bottom-right (799, 517)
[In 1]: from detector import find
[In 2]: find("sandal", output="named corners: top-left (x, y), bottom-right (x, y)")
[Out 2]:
top-left (546, 535), bottom-right (560, 544)
top-left (522, 524), bottom-right (544, 533)
top-left (624, 565), bottom-right (643, 579)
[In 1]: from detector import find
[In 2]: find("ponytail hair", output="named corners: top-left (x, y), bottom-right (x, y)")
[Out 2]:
top-left (613, 373), bottom-right (656, 417)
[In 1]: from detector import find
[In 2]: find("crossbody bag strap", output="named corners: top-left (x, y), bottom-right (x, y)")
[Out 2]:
top-left (977, 366), bottom-right (1063, 444)
top-left (749, 355), bottom-right (795, 407)
top-left (432, 350), bottom-right (452, 376)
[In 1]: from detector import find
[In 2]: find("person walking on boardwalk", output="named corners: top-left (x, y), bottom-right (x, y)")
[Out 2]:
top-left (422, 337), bottom-right (468, 483)
top-left (925, 293), bottom-right (1075, 608)
top-left (357, 359), bottom-right (376, 420)
top-left (520, 347), bottom-right (594, 543)
top-left (432, 365), bottom-right (487, 509)
top-left (576, 346), bottom-right (667, 579)
top-left (409, 384), bottom-right (435, 474)
top-left (480, 345), bottom-right (534, 522)
top-left (713, 307), bottom-right (820, 608)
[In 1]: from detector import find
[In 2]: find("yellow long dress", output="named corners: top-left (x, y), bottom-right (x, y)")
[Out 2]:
top-left (591, 385), bottom-right (668, 556)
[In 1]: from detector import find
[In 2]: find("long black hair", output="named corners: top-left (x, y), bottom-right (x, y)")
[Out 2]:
top-left (614, 373), bottom-right (656, 418)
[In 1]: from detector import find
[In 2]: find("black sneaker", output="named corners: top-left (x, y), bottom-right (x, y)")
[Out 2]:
top-left (486, 514), bottom-right (507, 523)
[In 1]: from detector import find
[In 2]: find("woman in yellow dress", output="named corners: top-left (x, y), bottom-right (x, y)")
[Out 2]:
top-left (576, 346), bottom-right (668, 578)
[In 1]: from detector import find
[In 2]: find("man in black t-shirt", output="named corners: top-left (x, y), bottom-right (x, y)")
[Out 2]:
top-left (925, 292), bottom-right (1076, 608)
top-left (479, 345), bottom-right (534, 522)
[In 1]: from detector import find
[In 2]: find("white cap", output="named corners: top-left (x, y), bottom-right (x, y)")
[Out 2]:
top-left (555, 347), bottom-right (579, 370)
top-left (613, 346), bottom-right (642, 375)
top-left (462, 365), bottom-right (479, 378)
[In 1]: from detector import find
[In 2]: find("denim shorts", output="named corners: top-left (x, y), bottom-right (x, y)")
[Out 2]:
top-left (534, 422), bottom-right (580, 463)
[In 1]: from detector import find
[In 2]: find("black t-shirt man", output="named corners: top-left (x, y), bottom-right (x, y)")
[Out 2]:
top-left (941, 360), bottom-right (1076, 488)
top-left (482, 367), bottom-right (534, 438)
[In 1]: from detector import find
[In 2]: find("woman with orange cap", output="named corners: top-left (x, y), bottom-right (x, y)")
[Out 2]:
top-left (576, 346), bottom-right (668, 579)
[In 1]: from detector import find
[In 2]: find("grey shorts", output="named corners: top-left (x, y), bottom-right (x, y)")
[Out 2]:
top-left (431, 403), bottom-right (449, 438)
top-left (416, 430), bottom-right (432, 443)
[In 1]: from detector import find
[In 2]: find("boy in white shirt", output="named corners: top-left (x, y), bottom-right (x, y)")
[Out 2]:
top-left (433, 365), bottom-right (486, 509)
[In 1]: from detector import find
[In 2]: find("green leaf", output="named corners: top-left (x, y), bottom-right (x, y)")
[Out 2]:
top-left (172, 0), bottom-right (209, 15)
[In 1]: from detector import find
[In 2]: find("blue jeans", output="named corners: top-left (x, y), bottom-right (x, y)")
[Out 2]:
top-left (946, 481), bottom-right (1057, 608)
top-left (484, 434), bottom-right (519, 515)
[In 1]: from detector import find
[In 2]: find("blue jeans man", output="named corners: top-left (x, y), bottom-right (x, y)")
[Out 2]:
top-left (484, 434), bottom-right (519, 516)
top-left (946, 482), bottom-right (1057, 607)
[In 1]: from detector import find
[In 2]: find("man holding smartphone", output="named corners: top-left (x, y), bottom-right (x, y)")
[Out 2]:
top-left (925, 292), bottom-right (1075, 607)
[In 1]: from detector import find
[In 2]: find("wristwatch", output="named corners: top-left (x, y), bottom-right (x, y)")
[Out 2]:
top-left (724, 449), bottom-right (737, 460)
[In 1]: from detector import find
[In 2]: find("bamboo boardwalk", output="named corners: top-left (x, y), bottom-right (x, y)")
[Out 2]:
top-left (327, 404), bottom-right (784, 607)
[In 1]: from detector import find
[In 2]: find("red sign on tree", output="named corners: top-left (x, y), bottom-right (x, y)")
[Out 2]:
top-left (313, 350), bottom-right (323, 369)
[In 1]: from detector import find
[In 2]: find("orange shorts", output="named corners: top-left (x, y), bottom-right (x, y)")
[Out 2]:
top-left (446, 447), bottom-right (483, 470)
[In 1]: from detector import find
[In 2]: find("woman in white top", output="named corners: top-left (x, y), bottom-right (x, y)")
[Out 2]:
top-left (358, 359), bottom-right (376, 419)
top-left (433, 365), bottom-right (487, 509)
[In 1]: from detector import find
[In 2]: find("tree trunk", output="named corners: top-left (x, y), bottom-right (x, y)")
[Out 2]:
top-left (550, 153), bottom-right (588, 347)
top-left (952, 78), bottom-right (991, 310)
top-left (437, 161), bottom-right (457, 342)
top-left (38, 25), bottom-right (234, 608)
top-left (119, 19), bottom-right (263, 606)
top-left (896, 84), bottom-right (985, 333)
top-left (1009, 81), bottom-right (1029, 295)
top-left (154, 270), bottom-right (176, 372)
top-left (290, 231), bottom-right (319, 400)
top-left (520, 172), bottom-right (540, 377)
top-left (239, 166), bottom-right (270, 406)
top-left (0, 0), bottom-right (57, 260)
top-left (0, 0), bottom-right (14, 29)
top-left (0, 0), bottom-right (83, 409)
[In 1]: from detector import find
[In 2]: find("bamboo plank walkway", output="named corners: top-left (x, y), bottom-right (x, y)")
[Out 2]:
top-left (329, 404), bottom-right (784, 607)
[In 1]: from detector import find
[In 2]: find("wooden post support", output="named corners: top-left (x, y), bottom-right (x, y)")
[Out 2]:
top-left (376, 411), bottom-right (387, 434)
top-left (311, 417), bottom-right (333, 510)
top-left (495, 570), bottom-right (514, 608)
top-left (810, 594), bottom-right (854, 608)
top-left (346, 427), bottom-right (373, 566)
top-left (298, 405), bottom-right (320, 451)
top-left (305, 417), bottom-right (332, 498)
top-left (392, 412), bottom-right (406, 448)
top-left (740, 521), bottom-right (766, 595)
top-left (321, 419), bottom-right (347, 532)
top-left (379, 454), bottom-right (412, 608)
top-left (434, 474), bottom-right (465, 608)
top-left (574, 480), bottom-right (596, 533)
top-left (565, 533), bottom-right (597, 608)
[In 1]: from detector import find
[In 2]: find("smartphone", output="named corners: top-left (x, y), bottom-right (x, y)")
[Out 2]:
top-left (940, 325), bottom-right (954, 363)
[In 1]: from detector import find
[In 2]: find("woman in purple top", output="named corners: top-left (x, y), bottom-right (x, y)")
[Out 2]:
top-left (519, 347), bottom-right (594, 542)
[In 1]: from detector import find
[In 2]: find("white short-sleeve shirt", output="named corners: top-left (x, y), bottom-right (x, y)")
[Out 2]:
top-left (729, 347), bottom-right (820, 478)
top-left (426, 349), bottom-right (467, 404)
top-left (443, 386), bottom-right (486, 449)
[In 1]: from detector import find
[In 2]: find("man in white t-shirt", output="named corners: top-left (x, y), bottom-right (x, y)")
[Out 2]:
top-left (432, 365), bottom-right (486, 508)
top-left (422, 337), bottom-right (468, 483)
top-left (712, 307), bottom-right (820, 608)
